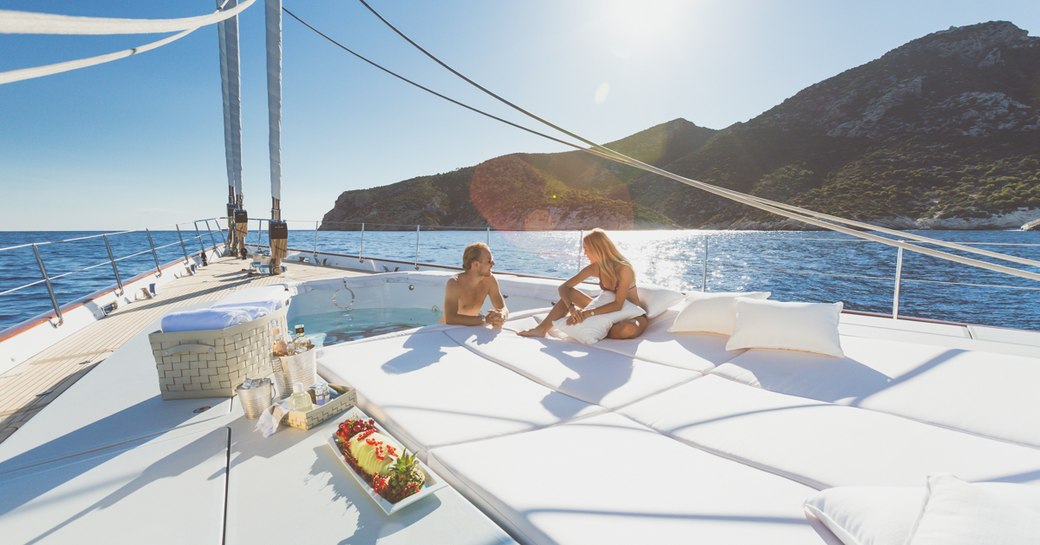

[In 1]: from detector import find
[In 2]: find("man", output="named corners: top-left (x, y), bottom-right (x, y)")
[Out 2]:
top-left (441, 242), bottom-right (508, 327)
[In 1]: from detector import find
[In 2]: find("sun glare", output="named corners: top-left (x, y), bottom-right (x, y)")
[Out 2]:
top-left (598, 0), bottom-right (685, 58)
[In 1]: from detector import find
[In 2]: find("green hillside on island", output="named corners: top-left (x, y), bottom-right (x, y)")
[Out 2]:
top-left (321, 21), bottom-right (1040, 231)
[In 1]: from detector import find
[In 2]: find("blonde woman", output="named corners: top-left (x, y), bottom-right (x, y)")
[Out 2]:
top-left (519, 229), bottom-right (648, 339)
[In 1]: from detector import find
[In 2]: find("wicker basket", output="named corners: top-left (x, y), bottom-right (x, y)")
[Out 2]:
top-left (148, 308), bottom-right (286, 400)
top-left (282, 384), bottom-right (357, 430)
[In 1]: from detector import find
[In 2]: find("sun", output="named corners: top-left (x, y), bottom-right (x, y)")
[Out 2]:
top-left (597, 0), bottom-right (685, 58)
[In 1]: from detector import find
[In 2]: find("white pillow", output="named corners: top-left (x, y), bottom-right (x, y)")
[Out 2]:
top-left (636, 285), bottom-right (685, 319)
top-left (803, 477), bottom-right (1040, 545)
top-left (726, 298), bottom-right (844, 357)
top-left (804, 485), bottom-right (926, 545)
top-left (906, 474), bottom-right (1040, 545)
top-left (553, 291), bottom-right (645, 344)
top-left (668, 291), bottom-right (771, 335)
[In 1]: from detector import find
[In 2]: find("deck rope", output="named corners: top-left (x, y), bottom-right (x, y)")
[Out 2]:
top-left (0, 2), bottom-right (254, 35)
top-left (0, 1), bottom-right (256, 84)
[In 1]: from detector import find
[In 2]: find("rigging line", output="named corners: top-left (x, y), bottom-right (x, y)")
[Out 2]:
top-left (355, 0), bottom-right (1040, 272)
top-left (282, 8), bottom-right (586, 152)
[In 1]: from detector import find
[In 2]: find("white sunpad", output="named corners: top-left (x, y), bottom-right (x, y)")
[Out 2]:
top-left (618, 375), bottom-right (1040, 490)
top-left (595, 308), bottom-right (746, 372)
top-left (444, 326), bottom-right (699, 409)
top-left (839, 312), bottom-right (969, 340)
top-left (711, 335), bottom-right (1040, 448)
top-left (428, 412), bottom-right (822, 545)
top-left (319, 331), bottom-right (602, 459)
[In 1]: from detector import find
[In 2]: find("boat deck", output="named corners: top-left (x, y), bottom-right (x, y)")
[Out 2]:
top-left (0, 255), bottom-right (360, 444)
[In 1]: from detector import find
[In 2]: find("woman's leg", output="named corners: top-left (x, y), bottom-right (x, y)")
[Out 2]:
top-left (519, 288), bottom-right (592, 337)
top-left (607, 315), bottom-right (648, 340)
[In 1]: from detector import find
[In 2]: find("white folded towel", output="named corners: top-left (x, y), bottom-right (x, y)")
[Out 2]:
top-left (161, 305), bottom-right (270, 332)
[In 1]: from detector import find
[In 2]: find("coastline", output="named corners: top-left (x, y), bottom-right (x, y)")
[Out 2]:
top-left (712, 208), bottom-right (1040, 231)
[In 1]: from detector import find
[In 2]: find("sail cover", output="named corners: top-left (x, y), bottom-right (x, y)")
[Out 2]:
top-left (266, 0), bottom-right (283, 205)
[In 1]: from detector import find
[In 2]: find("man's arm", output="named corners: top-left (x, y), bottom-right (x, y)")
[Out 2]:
top-left (485, 275), bottom-right (508, 326)
top-left (443, 277), bottom-right (486, 326)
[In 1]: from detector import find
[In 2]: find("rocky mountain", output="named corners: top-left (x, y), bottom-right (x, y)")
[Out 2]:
top-left (321, 119), bottom-right (715, 230)
top-left (322, 21), bottom-right (1040, 230)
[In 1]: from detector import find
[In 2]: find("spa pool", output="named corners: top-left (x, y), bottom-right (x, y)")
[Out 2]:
top-left (290, 307), bottom-right (440, 347)
top-left (285, 271), bottom-right (567, 346)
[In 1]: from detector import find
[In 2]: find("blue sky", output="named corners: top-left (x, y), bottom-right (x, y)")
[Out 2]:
top-left (1, 0), bottom-right (1037, 230)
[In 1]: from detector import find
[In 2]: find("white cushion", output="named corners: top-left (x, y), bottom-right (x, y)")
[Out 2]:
top-left (553, 291), bottom-right (645, 344)
top-left (668, 291), bottom-right (771, 335)
top-left (428, 413), bottom-right (821, 545)
top-left (636, 285), bottom-right (685, 319)
top-left (318, 331), bottom-right (601, 459)
top-left (907, 474), bottom-right (1040, 545)
top-left (726, 299), bottom-right (844, 357)
top-left (804, 485), bottom-right (925, 545)
top-left (712, 335), bottom-right (1040, 448)
top-left (618, 375), bottom-right (1040, 490)
top-left (445, 327), bottom-right (698, 409)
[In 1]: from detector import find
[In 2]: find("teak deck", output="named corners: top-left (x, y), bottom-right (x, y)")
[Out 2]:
top-left (0, 255), bottom-right (358, 444)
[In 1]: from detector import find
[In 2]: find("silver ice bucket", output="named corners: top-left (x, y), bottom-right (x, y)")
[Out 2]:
top-left (236, 381), bottom-right (274, 419)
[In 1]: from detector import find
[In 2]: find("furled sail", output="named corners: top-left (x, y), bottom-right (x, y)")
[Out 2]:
top-left (218, 0), bottom-right (248, 257)
top-left (266, 0), bottom-right (287, 275)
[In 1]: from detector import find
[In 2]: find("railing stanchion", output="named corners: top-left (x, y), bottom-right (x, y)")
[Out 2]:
top-left (702, 236), bottom-right (709, 292)
top-left (414, 225), bottom-right (421, 270)
top-left (103, 234), bottom-right (125, 295)
top-left (314, 221), bottom-right (320, 259)
top-left (176, 225), bottom-right (190, 265)
top-left (145, 228), bottom-right (162, 276)
top-left (204, 219), bottom-right (219, 250)
top-left (257, 219), bottom-right (264, 250)
top-left (359, 223), bottom-right (365, 262)
top-left (892, 246), bottom-right (904, 319)
top-left (486, 226), bottom-right (491, 247)
top-left (193, 222), bottom-right (207, 260)
top-left (32, 243), bottom-right (63, 326)
top-left (576, 230), bottom-right (584, 273)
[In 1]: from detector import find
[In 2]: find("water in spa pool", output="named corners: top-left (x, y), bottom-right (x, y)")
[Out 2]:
top-left (291, 307), bottom-right (441, 347)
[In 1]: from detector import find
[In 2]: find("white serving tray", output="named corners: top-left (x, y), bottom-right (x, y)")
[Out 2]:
top-left (325, 407), bottom-right (447, 515)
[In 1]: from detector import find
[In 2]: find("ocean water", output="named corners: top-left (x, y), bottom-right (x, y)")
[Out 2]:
top-left (1, 228), bottom-right (1038, 332)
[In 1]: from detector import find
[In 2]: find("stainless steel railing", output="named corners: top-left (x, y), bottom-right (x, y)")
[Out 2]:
top-left (0, 221), bottom-right (223, 329)
top-left (251, 218), bottom-right (1040, 322)
top-left (2, 216), bottom-right (1037, 332)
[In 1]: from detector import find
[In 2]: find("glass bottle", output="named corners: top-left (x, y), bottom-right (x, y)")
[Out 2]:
top-left (289, 382), bottom-right (313, 412)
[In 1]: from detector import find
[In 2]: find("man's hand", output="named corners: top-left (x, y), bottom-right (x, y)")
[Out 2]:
top-left (485, 309), bottom-right (505, 328)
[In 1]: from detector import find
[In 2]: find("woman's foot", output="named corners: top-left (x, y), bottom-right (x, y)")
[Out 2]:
top-left (518, 327), bottom-right (547, 337)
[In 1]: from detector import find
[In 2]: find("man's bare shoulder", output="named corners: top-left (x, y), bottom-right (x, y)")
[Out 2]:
top-left (445, 273), bottom-right (464, 289)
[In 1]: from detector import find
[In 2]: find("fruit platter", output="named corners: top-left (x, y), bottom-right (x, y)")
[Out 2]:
top-left (326, 407), bottom-right (446, 515)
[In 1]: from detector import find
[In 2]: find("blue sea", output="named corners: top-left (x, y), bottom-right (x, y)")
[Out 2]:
top-left (1, 228), bottom-right (1038, 332)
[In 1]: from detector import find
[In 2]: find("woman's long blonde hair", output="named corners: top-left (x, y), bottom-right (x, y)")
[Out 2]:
top-left (583, 228), bottom-right (633, 290)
